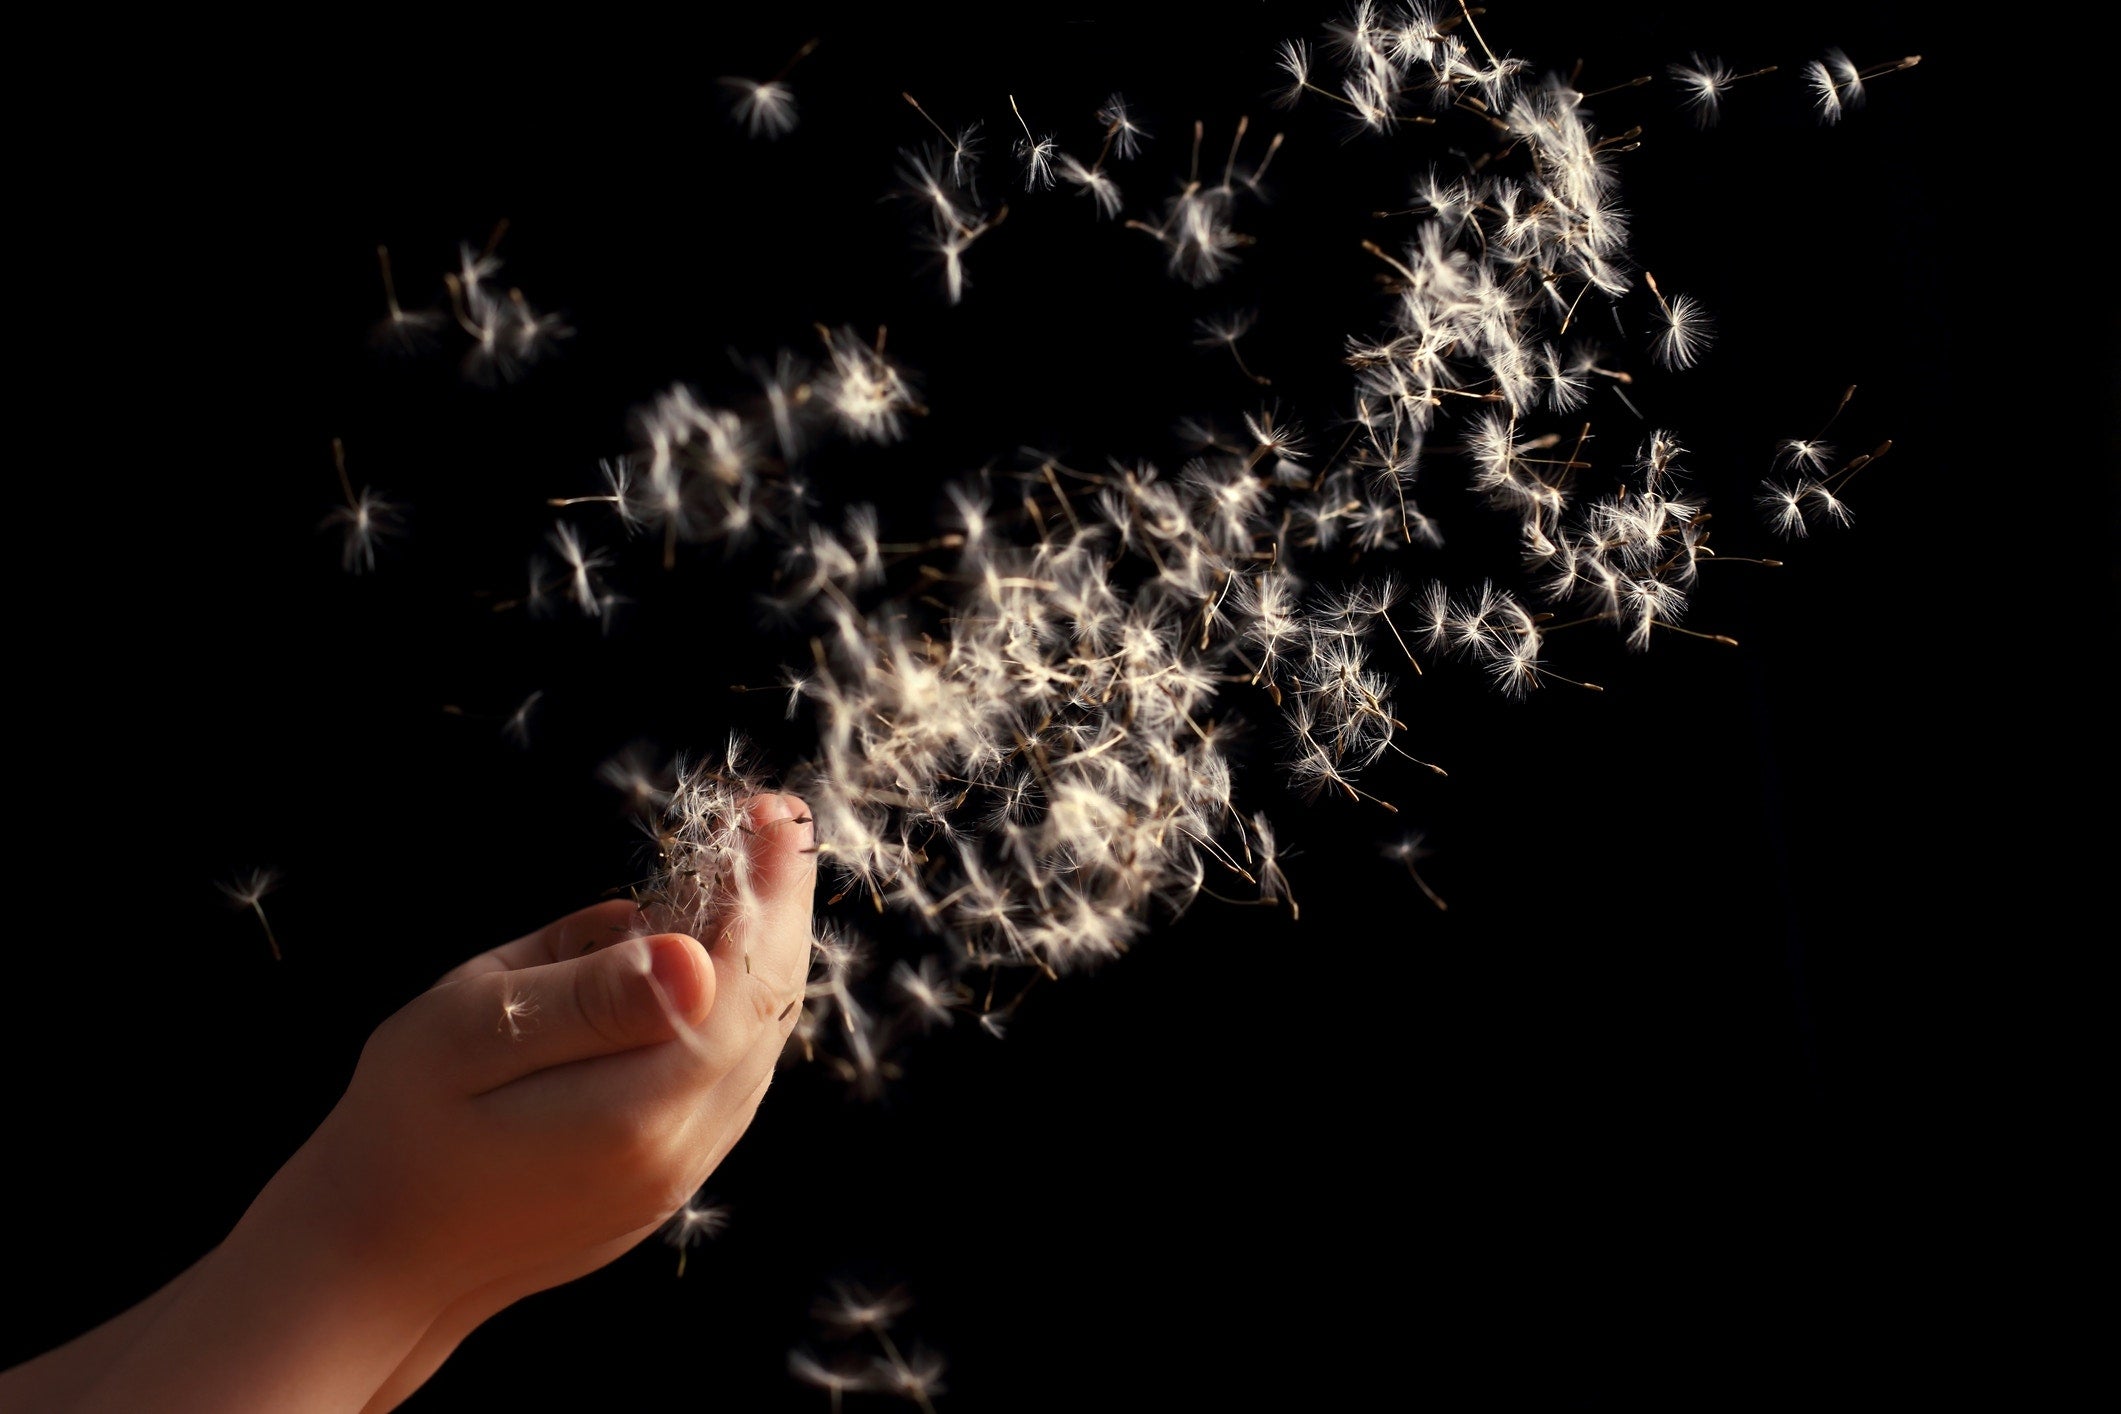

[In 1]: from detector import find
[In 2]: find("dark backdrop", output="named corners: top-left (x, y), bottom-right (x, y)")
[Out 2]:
top-left (11, 3), bottom-right (2023, 1407)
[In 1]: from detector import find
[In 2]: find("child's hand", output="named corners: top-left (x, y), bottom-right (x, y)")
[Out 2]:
top-left (289, 791), bottom-right (815, 1296)
top-left (70, 793), bottom-right (816, 1413)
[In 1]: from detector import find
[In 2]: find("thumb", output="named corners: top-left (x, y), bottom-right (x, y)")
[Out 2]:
top-left (427, 931), bottom-right (716, 1095)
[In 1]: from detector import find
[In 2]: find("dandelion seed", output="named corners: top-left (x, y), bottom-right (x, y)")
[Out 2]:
top-left (1383, 833), bottom-right (1448, 910)
top-left (1056, 154), bottom-right (1121, 217)
top-left (451, 279), bottom-right (520, 386)
top-left (1127, 133), bottom-right (1255, 287)
top-left (1096, 93), bottom-right (1148, 159)
top-left (1276, 38), bottom-right (1313, 107)
top-left (1667, 53), bottom-right (1775, 127)
top-left (600, 746), bottom-right (671, 815)
top-left (506, 288), bottom-right (571, 364)
top-left (1807, 48), bottom-right (1919, 125)
top-left (1671, 53), bottom-right (1731, 123)
top-left (1803, 481), bottom-right (1853, 527)
top-left (903, 93), bottom-right (983, 192)
top-left (219, 868), bottom-right (282, 961)
top-left (726, 79), bottom-right (798, 137)
top-left (500, 987), bottom-right (538, 1039)
top-left (1194, 310), bottom-right (1271, 385)
top-left (325, 488), bottom-right (403, 574)
top-left (813, 1281), bottom-right (912, 1336)
top-left (1826, 48), bottom-right (1866, 113)
top-left (1806, 58), bottom-right (1844, 123)
top-left (817, 325), bottom-right (920, 442)
top-left (503, 689), bottom-right (542, 748)
top-left (1009, 94), bottom-right (1057, 190)
top-left (321, 439), bottom-right (403, 574)
top-left (661, 1192), bottom-right (729, 1277)
top-left (891, 956), bottom-right (968, 1030)
top-left (455, 238), bottom-right (501, 300)
top-left (1250, 812), bottom-right (1297, 919)
top-left (369, 245), bottom-right (441, 353)
top-left (1645, 275), bottom-right (1714, 371)
top-left (1775, 438), bottom-right (1835, 474)
top-left (721, 39), bottom-right (817, 139)
top-left (548, 521), bottom-right (610, 618)
top-left (791, 1349), bottom-right (877, 1411)
top-left (872, 1343), bottom-right (947, 1411)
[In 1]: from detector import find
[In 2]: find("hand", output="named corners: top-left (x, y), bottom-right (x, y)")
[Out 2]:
top-left (66, 793), bottom-right (816, 1413)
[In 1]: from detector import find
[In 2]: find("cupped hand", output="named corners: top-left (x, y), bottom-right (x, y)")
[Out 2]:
top-left (71, 793), bottom-right (816, 1414)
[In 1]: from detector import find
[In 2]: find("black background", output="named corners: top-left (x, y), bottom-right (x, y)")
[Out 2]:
top-left (9, 3), bottom-right (2054, 1407)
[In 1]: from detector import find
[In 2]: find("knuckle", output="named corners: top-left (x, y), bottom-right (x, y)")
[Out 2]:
top-left (354, 1022), bottom-right (395, 1076)
top-left (571, 954), bottom-right (638, 1047)
top-left (358, 1000), bottom-right (420, 1072)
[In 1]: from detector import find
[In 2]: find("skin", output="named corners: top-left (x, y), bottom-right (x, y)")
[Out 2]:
top-left (1, 793), bottom-right (816, 1413)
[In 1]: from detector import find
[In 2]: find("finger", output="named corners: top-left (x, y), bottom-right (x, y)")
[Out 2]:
top-left (488, 935), bottom-right (802, 1147)
top-left (414, 932), bottom-right (715, 1094)
top-left (475, 795), bottom-right (814, 1125)
top-left (435, 899), bottom-right (649, 985)
top-left (707, 792), bottom-right (817, 996)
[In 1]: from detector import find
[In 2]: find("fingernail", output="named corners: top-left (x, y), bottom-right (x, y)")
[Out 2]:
top-left (646, 934), bottom-right (707, 1017)
top-left (750, 793), bottom-right (814, 851)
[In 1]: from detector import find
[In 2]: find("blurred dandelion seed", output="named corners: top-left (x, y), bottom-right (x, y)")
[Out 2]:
top-left (661, 1192), bottom-right (729, 1277)
top-left (219, 868), bottom-right (282, 962)
top-left (1383, 833), bottom-right (1447, 911)
top-left (369, 245), bottom-right (441, 353)
top-left (721, 38), bottom-right (818, 139)
top-left (322, 438), bottom-right (402, 574)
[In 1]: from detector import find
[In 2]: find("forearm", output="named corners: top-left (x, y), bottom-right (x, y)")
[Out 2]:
top-left (72, 1203), bottom-right (447, 1414)
top-left (0, 1258), bottom-right (203, 1408)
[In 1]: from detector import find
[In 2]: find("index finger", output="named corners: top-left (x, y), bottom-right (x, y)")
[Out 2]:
top-left (436, 898), bottom-right (651, 985)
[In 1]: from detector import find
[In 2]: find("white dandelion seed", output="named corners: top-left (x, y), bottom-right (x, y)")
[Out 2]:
top-left (725, 78), bottom-right (798, 137)
top-left (1056, 154), bottom-right (1121, 218)
top-left (1275, 38), bottom-right (1312, 107)
top-left (219, 868), bottom-right (282, 962)
top-left (500, 987), bottom-right (538, 1039)
top-left (1383, 833), bottom-right (1448, 911)
top-left (817, 325), bottom-right (920, 441)
top-left (812, 1281), bottom-right (912, 1336)
top-left (1669, 53), bottom-right (1732, 126)
top-left (661, 1192), bottom-right (729, 1276)
top-left (1805, 58), bottom-right (1843, 123)
top-left (790, 1349), bottom-right (878, 1409)
top-left (1651, 291), bottom-right (1714, 371)
top-left (1775, 438), bottom-right (1836, 474)
top-left (548, 521), bottom-right (610, 618)
top-left (891, 956), bottom-right (968, 1030)
top-left (872, 1343), bottom-right (947, 1410)
top-left (1097, 93), bottom-right (1148, 159)
top-left (1803, 481), bottom-right (1853, 527)
top-left (369, 245), bottom-right (442, 354)
top-left (1827, 48), bottom-right (1866, 114)
top-left (503, 690), bottom-right (542, 748)
top-left (322, 439), bottom-right (403, 574)
top-left (1008, 94), bottom-right (1058, 190)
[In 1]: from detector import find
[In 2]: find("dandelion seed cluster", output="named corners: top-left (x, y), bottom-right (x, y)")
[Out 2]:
top-left (355, 5), bottom-right (1913, 1105)
top-left (790, 1281), bottom-right (946, 1412)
